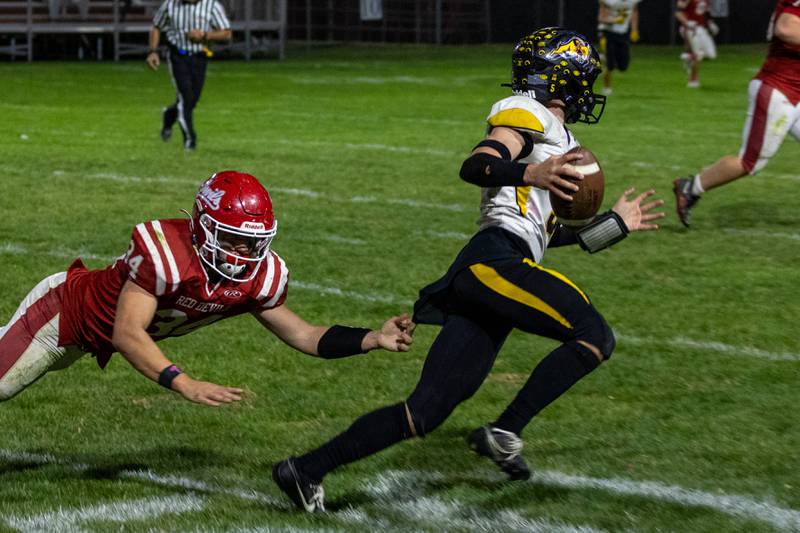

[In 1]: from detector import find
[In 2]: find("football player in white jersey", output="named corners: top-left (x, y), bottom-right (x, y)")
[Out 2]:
top-left (272, 28), bottom-right (664, 513)
top-left (598, 0), bottom-right (642, 94)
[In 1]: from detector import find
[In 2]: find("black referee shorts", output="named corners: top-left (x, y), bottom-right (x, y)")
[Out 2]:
top-left (601, 30), bottom-right (631, 72)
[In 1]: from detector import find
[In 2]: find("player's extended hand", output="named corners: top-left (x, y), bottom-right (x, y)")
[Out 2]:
top-left (188, 29), bottom-right (206, 43)
top-left (523, 152), bottom-right (584, 202)
top-left (146, 52), bottom-right (160, 71)
top-left (630, 29), bottom-right (641, 43)
top-left (172, 375), bottom-right (243, 406)
top-left (611, 188), bottom-right (665, 232)
top-left (368, 314), bottom-right (415, 353)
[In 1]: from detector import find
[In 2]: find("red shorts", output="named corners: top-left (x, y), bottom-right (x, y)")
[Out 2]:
top-left (0, 272), bottom-right (85, 401)
top-left (739, 79), bottom-right (800, 174)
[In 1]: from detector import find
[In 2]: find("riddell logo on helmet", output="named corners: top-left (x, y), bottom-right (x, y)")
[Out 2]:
top-left (199, 183), bottom-right (225, 210)
top-left (241, 222), bottom-right (266, 231)
top-left (553, 39), bottom-right (590, 59)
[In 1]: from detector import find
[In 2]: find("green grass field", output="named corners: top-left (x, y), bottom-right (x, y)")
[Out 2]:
top-left (0, 42), bottom-right (798, 532)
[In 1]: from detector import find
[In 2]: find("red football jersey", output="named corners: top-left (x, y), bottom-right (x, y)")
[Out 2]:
top-left (679, 0), bottom-right (710, 26)
top-left (756, 0), bottom-right (800, 104)
top-left (58, 218), bottom-right (289, 368)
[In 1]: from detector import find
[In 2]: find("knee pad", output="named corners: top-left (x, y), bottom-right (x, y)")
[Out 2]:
top-left (573, 309), bottom-right (616, 360)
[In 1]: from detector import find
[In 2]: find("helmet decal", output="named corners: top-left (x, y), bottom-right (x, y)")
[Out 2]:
top-left (198, 182), bottom-right (225, 210)
top-left (553, 39), bottom-right (591, 59)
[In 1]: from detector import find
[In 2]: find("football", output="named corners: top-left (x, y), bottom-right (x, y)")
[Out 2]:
top-left (549, 146), bottom-right (605, 227)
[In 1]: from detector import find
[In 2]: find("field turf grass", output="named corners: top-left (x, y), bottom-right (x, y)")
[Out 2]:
top-left (0, 43), bottom-right (798, 532)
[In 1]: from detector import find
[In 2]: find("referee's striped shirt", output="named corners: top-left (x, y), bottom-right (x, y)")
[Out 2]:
top-left (153, 0), bottom-right (230, 54)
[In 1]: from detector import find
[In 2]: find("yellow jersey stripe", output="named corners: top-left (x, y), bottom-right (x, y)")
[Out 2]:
top-left (516, 186), bottom-right (531, 216)
top-left (469, 263), bottom-right (573, 329)
top-left (487, 108), bottom-right (545, 133)
top-left (522, 258), bottom-right (590, 304)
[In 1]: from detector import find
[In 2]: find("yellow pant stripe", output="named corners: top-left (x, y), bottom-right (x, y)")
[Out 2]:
top-left (522, 258), bottom-right (590, 304)
top-left (469, 263), bottom-right (572, 329)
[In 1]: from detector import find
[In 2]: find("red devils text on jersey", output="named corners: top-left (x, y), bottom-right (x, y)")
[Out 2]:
top-left (58, 218), bottom-right (289, 367)
top-left (757, 0), bottom-right (800, 104)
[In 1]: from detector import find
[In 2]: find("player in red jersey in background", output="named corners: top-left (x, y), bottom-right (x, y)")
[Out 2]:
top-left (674, 0), bottom-right (800, 227)
top-left (676, 0), bottom-right (718, 88)
top-left (0, 171), bottom-right (413, 405)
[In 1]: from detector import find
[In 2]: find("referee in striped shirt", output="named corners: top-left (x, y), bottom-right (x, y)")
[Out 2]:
top-left (146, 0), bottom-right (231, 150)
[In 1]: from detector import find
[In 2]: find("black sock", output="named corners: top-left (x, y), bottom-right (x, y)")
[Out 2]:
top-left (163, 106), bottom-right (178, 130)
top-left (294, 402), bottom-right (412, 482)
top-left (493, 341), bottom-right (601, 436)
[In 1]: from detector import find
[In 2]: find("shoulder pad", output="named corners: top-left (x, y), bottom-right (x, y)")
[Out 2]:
top-left (487, 96), bottom-right (554, 137)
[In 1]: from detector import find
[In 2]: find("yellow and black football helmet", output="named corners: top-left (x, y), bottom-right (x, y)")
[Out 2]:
top-left (506, 27), bottom-right (606, 124)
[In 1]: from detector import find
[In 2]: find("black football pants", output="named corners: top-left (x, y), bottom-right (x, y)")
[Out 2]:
top-left (164, 50), bottom-right (207, 148)
top-left (295, 256), bottom-right (614, 482)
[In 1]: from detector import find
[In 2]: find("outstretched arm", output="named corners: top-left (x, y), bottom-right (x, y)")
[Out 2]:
top-left (113, 280), bottom-right (243, 406)
top-left (254, 305), bottom-right (414, 358)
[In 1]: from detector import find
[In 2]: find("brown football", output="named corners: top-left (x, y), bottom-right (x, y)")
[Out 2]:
top-left (549, 146), bottom-right (605, 227)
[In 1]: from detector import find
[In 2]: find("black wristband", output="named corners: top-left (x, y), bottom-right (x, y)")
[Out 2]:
top-left (158, 364), bottom-right (183, 389)
top-left (317, 325), bottom-right (371, 359)
top-left (147, 49), bottom-right (157, 55)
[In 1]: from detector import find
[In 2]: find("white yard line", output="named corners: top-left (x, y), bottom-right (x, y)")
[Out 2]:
top-left (5, 494), bottom-right (205, 533)
top-left (367, 471), bottom-right (604, 533)
top-left (51, 170), bottom-right (471, 213)
top-left (723, 228), bottom-right (800, 242)
top-left (1, 241), bottom-right (797, 360)
top-left (120, 470), bottom-right (286, 508)
top-left (3, 450), bottom-right (799, 531)
top-left (291, 281), bottom-right (414, 306)
top-left (618, 334), bottom-right (800, 362)
top-left (531, 469), bottom-right (800, 531)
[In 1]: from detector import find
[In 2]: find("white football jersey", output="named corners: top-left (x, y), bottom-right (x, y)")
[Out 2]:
top-left (477, 95), bottom-right (579, 263)
top-left (598, 0), bottom-right (640, 34)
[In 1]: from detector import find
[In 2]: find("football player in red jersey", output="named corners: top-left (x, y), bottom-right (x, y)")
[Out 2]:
top-left (676, 0), bottom-right (718, 88)
top-left (0, 171), bottom-right (414, 406)
top-left (674, 0), bottom-right (800, 227)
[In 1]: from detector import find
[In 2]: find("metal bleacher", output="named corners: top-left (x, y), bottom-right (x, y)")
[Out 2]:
top-left (0, 0), bottom-right (286, 61)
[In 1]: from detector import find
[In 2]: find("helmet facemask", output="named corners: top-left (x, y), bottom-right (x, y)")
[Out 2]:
top-left (196, 212), bottom-right (276, 282)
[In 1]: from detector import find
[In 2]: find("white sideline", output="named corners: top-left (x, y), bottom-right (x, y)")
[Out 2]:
top-left (5, 494), bottom-right (205, 533)
top-left (3, 450), bottom-right (800, 530)
top-left (1, 240), bottom-right (798, 361)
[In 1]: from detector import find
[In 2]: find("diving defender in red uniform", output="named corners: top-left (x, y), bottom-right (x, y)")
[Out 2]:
top-left (0, 171), bottom-right (413, 405)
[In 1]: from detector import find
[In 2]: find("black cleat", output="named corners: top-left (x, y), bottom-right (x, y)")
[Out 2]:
top-left (467, 425), bottom-right (531, 481)
top-left (272, 458), bottom-right (325, 513)
top-left (673, 177), bottom-right (700, 228)
top-left (160, 127), bottom-right (172, 142)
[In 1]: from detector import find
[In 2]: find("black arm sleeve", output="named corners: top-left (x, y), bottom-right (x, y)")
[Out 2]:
top-left (548, 224), bottom-right (580, 248)
top-left (459, 153), bottom-right (527, 187)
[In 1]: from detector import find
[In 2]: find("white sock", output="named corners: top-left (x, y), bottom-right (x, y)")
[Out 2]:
top-left (691, 174), bottom-right (705, 196)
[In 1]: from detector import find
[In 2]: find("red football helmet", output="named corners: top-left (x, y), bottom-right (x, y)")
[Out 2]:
top-left (191, 171), bottom-right (277, 282)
